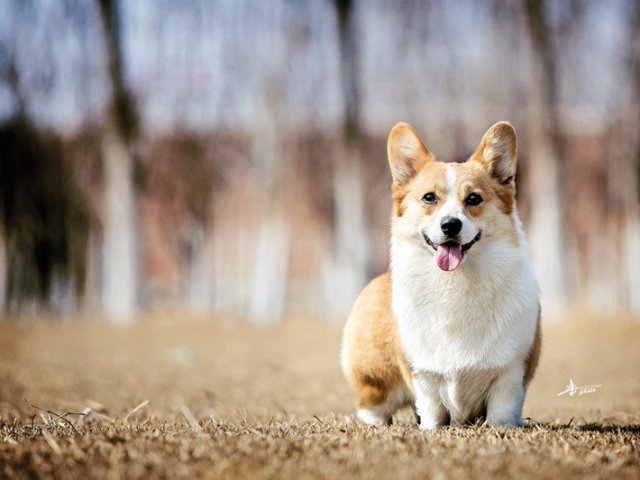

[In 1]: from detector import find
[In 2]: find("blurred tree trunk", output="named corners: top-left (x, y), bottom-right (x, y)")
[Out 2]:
top-left (328, 0), bottom-right (369, 316)
top-left (186, 222), bottom-right (210, 312)
top-left (0, 234), bottom-right (6, 314)
top-left (522, 0), bottom-right (568, 314)
top-left (625, 1), bottom-right (640, 313)
top-left (97, 0), bottom-right (139, 321)
top-left (248, 82), bottom-right (290, 323)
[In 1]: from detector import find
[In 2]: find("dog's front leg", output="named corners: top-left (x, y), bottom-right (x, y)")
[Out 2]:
top-left (413, 373), bottom-right (447, 430)
top-left (486, 363), bottom-right (526, 428)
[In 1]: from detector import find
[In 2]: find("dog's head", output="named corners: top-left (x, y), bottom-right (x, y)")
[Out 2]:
top-left (388, 121), bottom-right (519, 272)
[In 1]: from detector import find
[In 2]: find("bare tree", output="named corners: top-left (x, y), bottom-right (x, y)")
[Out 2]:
top-left (0, 2), bottom-right (93, 316)
top-left (621, 0), bottom-right (640, 312)
top-left (248, 81), bottom-right (291, 323)
top-left (521, 0), bottom-right (569, 314)
top-left (97, 0), bottom-right (139, 321)
top-left (0, 235), bottom-right (5, 313)
top-left (327, 0), bottom-right (370, 316)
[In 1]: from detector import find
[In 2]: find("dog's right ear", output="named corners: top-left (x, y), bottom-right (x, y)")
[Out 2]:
top-left (387, 123), bottom-right (433, 186)
top-left (472, 121), bottom-right (517, 185)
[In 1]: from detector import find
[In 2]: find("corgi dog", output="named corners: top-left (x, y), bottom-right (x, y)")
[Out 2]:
top-left (341, 122), bottom-right (541, 429)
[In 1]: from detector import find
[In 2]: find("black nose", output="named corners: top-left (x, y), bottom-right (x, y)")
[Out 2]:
top-left (441, 217), bottom-right (462, 237)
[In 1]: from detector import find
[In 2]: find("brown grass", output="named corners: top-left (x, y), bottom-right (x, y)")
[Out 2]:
top-left (1, 314), bottom-right (639, 479)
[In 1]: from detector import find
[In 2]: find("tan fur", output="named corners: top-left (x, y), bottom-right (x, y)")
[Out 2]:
top-left (388, 122), bottom-right (436, 217)
top-left (524, 308), bottom-right (542, 388)
top-left (470, 121), bottom-right (518, 214)
top-left (342, 273), bottom-right (413, 410)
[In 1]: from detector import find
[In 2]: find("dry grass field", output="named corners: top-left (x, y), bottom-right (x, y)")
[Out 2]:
top-left (0, 313), bottom-right (639, 479)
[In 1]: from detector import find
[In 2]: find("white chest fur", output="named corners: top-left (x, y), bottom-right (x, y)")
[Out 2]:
top-left (390, 235), bottom-right (539, 376)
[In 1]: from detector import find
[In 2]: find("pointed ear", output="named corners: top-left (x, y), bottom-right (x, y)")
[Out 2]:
top-left (387, 122), bottom-right (434, 186)
top-left (472, 122), bottom-right (517, 185)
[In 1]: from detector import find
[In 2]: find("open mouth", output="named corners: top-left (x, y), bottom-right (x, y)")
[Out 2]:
top-left (422, 231), bottom-right (482, 272)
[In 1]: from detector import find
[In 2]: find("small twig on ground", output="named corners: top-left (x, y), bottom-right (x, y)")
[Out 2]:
top-left (40, 428), bottom-right (61, 455)
top-left (313, 415), bottom-right (326, 425)
top-left (525, 417), bottom-right (545, 428)
top-left (31, 404), bottom-right (84, 435)
top-left (179, 405), bottom-right (202, 431)
top-left (124, 400), bottom-right (150, 423)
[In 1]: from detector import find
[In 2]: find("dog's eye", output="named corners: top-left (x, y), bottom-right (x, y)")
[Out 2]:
top-left (422, 192), bottom-right (437, 204)
top-left (465, 193), bottom-right (483, 206)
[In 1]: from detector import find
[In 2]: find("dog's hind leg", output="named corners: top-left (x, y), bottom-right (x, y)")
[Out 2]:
top-left (356, 379), bottom-right (411, 426)
top-left (356, 381), bottom-right (393, 425)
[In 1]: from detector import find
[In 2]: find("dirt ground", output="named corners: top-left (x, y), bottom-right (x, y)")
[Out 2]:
top-left (0, 313), bottom-right (639, 479)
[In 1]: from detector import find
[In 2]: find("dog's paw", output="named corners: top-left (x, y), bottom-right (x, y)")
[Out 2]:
top-left (357, 408), bottom-right (390, 426)
top-left (418, 417), bottom-right (445, 431)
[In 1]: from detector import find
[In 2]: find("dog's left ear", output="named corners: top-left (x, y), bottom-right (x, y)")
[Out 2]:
top-left (472, 122), bottom-right (517, 185)
top-left (387, 122), bottom-right (434, 187)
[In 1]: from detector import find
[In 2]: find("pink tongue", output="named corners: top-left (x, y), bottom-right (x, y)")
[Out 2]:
top-left (436, 243), bottom-right (463, 271)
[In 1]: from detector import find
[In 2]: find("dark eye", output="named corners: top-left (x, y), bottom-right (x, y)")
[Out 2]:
top-left (465, 193), bottom-right (483, 206)
top-left (422, 192), bottom-right (437, 204)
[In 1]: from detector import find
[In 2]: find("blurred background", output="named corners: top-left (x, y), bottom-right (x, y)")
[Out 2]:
top-left (1, 0), bottom-right (639, 323)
